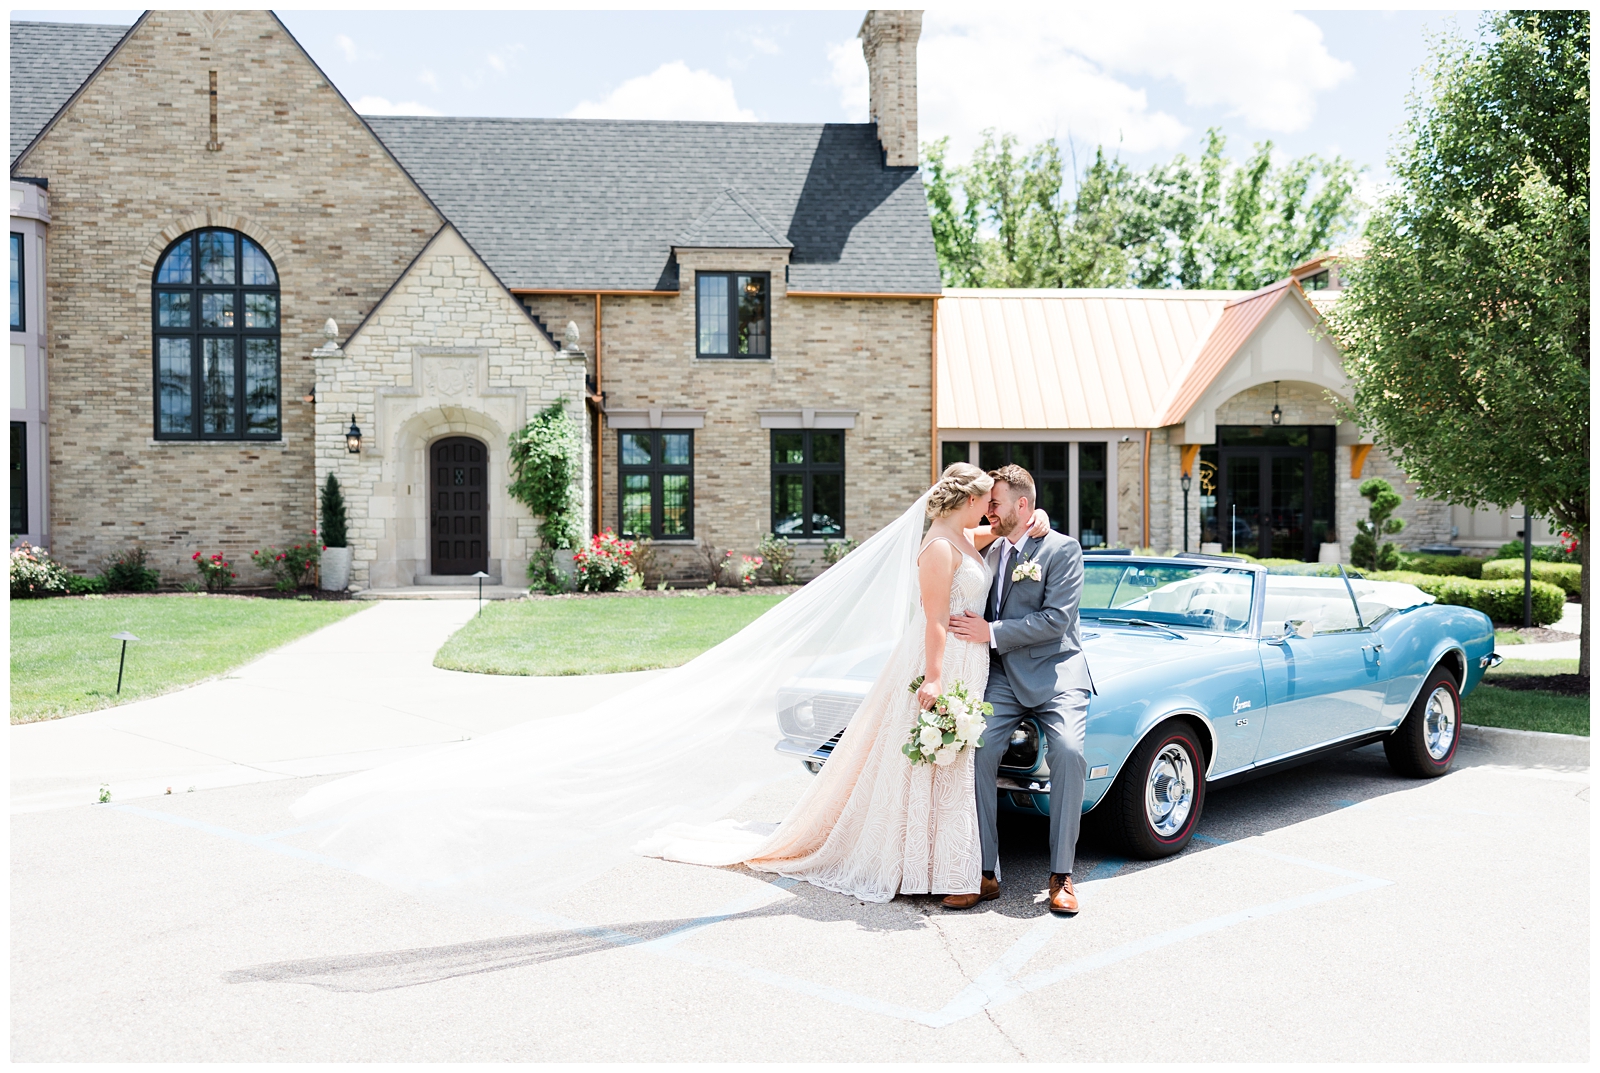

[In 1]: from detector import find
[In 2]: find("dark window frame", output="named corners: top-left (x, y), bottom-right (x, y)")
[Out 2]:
top-left (151, 227), bottom-right (282, 441)
top-left (695, 270), bottom-right (771, 360)
top-left (10, 232), bottom-right (24, 332)
top-left (10, 421), bottom-right (27, 535)
top-left (617, 429), bottom-right (695, 541)
top-left (976, 441), bottom-right (1072, 536)
top-left (770, 429), bottom-right (846, 539)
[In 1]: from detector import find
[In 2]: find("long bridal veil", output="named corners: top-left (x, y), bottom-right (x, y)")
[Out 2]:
top-left (291, 488), bottom-right (934, 903)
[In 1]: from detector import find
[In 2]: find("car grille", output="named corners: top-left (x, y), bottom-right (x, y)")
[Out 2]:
top-left (812, 694), bottom-right (861, 741)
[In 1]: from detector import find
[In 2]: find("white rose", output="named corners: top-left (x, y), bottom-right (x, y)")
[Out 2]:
top-left (946, 696), bottom-right (968, 718)
top-left (953, 713), bottom-right (977, 740)
top-left (933, 746), bottom-right (959, 766)
top-left (919, 726), bottom-right (944, 753)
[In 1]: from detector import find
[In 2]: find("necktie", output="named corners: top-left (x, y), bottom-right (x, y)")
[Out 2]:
top-left (993, 540), bottom-right (1012, 613)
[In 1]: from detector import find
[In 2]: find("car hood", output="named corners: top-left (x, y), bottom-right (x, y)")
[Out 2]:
top-left (1081, 626), bottom-right (1233, 687)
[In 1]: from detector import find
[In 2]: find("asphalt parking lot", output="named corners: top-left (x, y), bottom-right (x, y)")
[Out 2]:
top-left (10, 721), bottom-right (1589, 1062)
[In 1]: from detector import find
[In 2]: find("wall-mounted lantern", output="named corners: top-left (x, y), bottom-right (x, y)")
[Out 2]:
top-left (345, 414), bottom-right (363, 454)
top-left (1270, 380), bottom-right (1283, 426)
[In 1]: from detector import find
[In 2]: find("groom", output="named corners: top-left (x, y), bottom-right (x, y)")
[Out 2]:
top-left (943, 464), bottom-right (1092, 915)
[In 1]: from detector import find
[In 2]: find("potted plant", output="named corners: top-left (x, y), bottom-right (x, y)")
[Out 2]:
top-left (319, 473), bottom-right (353, 591)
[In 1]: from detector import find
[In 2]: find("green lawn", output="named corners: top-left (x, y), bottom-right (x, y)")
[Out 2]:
top-left (1464, 658), bottom-right (1588, 736)
top-left (11, 595), bottom-right (367, 723)
top-left (434, 593), bottom-right (788, 676)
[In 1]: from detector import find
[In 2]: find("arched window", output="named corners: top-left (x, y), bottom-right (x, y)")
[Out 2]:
top-left (152, 228), bottom-right (280, 439)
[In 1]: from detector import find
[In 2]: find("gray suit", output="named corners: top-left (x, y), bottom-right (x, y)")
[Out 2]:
top-left (975, 529), bottom-right (1093, 876)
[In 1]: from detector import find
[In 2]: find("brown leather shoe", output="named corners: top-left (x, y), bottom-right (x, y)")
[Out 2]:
top-left (1048, 874), bottom-right (1079, 914)
top-left (942, 876), bottom-right (1000, 909)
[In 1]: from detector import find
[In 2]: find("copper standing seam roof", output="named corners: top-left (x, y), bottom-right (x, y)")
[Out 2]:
top-left (936, 288), bottom-right (1241, 430)
top-left (1152, 279), bottom-right (1300, 428)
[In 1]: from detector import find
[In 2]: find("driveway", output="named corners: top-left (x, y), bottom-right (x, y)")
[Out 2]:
top-left (10, 596), bottom-right (1591, 1062)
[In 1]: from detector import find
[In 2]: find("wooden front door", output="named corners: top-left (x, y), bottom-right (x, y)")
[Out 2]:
top-left (430, 436), bottom-right (489, 576)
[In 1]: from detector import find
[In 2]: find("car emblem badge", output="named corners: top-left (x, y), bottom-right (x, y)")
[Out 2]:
top-left (1233, 696), bottom-right (1251, 713)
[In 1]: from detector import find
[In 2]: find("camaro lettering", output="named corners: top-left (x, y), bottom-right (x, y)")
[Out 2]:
top-left (1233, 697), bottom-right (1252, 713)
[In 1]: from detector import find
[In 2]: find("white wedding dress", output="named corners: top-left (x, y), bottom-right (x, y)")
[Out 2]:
top-left (291, 489), bottom-right (977, 907)
top-left (640, 538), bottom-right (992, 902)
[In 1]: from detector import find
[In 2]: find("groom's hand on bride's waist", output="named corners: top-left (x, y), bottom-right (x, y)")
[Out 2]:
top-left (948, 610), bottom-right (991, 644)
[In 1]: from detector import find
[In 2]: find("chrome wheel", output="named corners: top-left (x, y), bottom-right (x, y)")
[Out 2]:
top-left (1145, 741), bottom-right (1195, 839)
top-left (1423, 685), bottom-right (1458, 761)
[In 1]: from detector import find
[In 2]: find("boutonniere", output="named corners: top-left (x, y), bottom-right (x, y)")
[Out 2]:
top-left (1011, 555), bottom-right (1042, 583)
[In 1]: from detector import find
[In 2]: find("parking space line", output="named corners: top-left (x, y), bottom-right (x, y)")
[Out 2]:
top-left (109, 803), bottom-right (1392, 1030)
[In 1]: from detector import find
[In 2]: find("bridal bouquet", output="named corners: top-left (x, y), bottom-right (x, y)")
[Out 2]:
top-left (903, 677), bottom-right (991, 766)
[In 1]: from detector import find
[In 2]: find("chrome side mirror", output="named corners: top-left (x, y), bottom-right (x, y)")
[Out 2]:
top-left (1267, 619), bottom-right (1315, 644)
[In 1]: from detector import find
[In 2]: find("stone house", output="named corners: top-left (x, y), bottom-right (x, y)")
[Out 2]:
top-left (9, 9), bottom-right (941, 590)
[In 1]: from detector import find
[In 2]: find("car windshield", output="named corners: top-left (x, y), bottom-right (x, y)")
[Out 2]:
top-left (1082, 562), bottom-right (1256, 633)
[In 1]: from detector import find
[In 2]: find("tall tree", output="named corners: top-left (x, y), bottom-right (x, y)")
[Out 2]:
top-left (923, 129), bottom-right (1362, 291)
top-left (1324, 10), bottom-right (1590, 674)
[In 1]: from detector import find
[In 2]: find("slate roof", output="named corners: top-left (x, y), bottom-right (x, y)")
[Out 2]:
top-left (365, 117), bottom-right (943, 294)
top-left (10, 20), bottom-right (131, 167)
top-left (676, 186), bottom-right (792, 249)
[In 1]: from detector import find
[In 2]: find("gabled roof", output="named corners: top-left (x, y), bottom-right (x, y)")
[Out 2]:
top-left (1153, 279), bottom-right (1302, 427)
top-left (10, 20), bottom-right (131, 166)
top-left (675, 186), bottom-right (793, 249)
top-left (937, 288), bottom-right (1242, 430)
top-left (365, 117), bottom-right (942, 294)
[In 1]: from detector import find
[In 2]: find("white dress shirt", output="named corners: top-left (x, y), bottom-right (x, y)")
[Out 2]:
top-left (989, 533), bottom-right (1028, 650)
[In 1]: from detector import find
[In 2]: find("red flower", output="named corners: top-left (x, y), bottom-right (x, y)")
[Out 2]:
top-left (192, 552), bottom-right (200, 560)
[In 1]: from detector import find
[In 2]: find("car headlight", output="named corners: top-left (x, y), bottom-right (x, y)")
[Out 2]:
top-left (792, 700), bottom-right (815, 731)
top-left (1001, 719), bottom-right (1040, 771)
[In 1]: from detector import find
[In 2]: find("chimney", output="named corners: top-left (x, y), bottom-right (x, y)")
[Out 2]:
top-left (858, 10), bottom-right (922, 167)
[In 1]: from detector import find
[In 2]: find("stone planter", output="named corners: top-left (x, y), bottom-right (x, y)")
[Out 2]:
top-left (1318, 542), bottom-right (1343, 564)
top-left (320, 546), bottom-right (353, 591)
top-left (551, 550), bottom-right (578, 588)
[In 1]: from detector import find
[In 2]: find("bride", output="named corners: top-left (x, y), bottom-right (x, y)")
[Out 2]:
top-left (291, 464), bottom-right (1047, 907)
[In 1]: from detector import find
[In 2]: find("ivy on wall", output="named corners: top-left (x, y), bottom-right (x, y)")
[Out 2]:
top-left (508, 400), bottom-right (581, 550)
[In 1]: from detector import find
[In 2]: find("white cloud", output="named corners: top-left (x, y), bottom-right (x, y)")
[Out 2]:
top-left (826, 37), bottom-right (869, 122)
top-left (353, 95), bottom-right (442, 117)
top-left (419, 69), bottom-right (439, 92)
top-left (567, 62), bottom-right (756, 122)
top-left (903, 10), bottom-right (1353, 161)
top-left (335, 34), bottom-right (359, 63)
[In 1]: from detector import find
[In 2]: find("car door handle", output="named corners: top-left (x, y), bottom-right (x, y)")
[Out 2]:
top-left (1363, 642), bottom-right (1384, 662)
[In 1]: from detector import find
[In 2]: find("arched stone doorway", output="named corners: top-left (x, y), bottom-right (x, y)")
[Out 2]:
top-left (429, 435), bottom-right (489, 575)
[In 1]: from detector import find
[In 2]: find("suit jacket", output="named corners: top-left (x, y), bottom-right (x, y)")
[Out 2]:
top-left (983, 528), bottom-right (1094, 708)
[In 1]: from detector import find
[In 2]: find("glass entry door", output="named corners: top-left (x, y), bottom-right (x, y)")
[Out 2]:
top-left (1201, 426), bottom-right (1335, 561)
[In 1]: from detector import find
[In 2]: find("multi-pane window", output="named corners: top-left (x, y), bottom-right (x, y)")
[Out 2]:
top-left (772, 430), bottom-right (844, 537)
top-left (1078, 443), bottom-right (1107, 548)
top-left (152, 228), bottom-right (280, 440)
top-left (619, 430), bottom-right (693, 540)
top-left (941, 441), bottom-right (970, 469)
top-left (696, 272), bottom-right (769, 358)
top-left (10, 233), bottom-right (23, 331)
top-left (979, 442), bottom-right (1069, 534)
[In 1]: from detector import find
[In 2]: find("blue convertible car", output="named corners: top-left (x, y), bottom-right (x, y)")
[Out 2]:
top-left (775, 553), bottom-right (1499, 859)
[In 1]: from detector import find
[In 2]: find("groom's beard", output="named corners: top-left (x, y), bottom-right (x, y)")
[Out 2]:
top-left (990, 507), bottom-right (1021, 538)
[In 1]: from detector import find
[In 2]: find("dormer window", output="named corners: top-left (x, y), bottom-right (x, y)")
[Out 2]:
top-left (696, 271), bottom-right (769, 359)
top-left (1302, 270), bottom-right (1331, 291)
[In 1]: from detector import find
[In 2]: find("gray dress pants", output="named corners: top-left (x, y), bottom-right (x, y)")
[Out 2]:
top-left (975, 664), bottom-right (1091, 875)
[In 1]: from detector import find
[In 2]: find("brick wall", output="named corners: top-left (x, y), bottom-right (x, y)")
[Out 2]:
top-left (17, 10), bottom-right (442, 582)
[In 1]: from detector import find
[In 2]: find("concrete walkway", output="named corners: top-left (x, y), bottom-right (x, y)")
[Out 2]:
top-left (1500, 600), bottom-right (1584, 661)
top-left (10, 601), bottom-right (661, 813)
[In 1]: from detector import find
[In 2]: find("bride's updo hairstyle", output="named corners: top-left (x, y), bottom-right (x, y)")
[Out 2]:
top-left (926, 462), bottom-right (994, 519)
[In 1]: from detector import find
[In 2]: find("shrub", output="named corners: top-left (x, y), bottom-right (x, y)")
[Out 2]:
top-left (66, 573), bottom-right (108, 595)
top-left (574, 530), bottom-right (635, 592)
top-left (724, 550), bottom-right (763, 587)
top-left (1350, 478), bottom-right (1404, 571)
top-left (526, 547), bottom-right (569, 595)
top-left (1398, 552), bottom-right (1483, 578)
top-left (507, 401), bottom-right (581, 550)
top-left (1495, 537), bottom-right (1580, 564)
top-left (1481, 558), bottom-right (1582, 598)
top-left (10, 543), bottom-right (70, 598)
top-left (822, 537), bottom-right (859, 567)
top-left (1370, 570), bottom-right (1565, 625)
top-left (320, 474), bottom-right (349, 548)
top-left (631, 538), bottom-right (666, 589)
top-left (756, 533), bottom-right (798, 585)
top-left (250, 540), bottom-right (321, 592)
top-left (192, 551), bottom-right (236, 592)
top-left (100, 546), bottom-right (161, 593)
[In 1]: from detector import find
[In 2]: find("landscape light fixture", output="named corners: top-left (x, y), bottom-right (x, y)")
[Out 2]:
top-left (1270, 381), bottom-right (1283, 426)
top-left (1180, 472), bottom-right (1192, 552)
top-left (471, 570), bottom-right (492, 616)
top-left (111, 631), bottom-right (139, 693)
top-left (345, 415), bottom-right (362, 454)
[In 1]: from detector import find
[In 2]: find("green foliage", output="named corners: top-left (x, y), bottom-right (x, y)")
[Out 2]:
top-left (1370, 570), bottom-right (1565, 625)
top-left (249, 540), bottom-right (320, 592)
top-left (1350, 478), bottom-right (1405, 571)
top-left (822, 537), bottom-right (859, 567)
top-left (191, 551), bottom-right (235, 592)
top-left (1397, 553), bottom-right (1483, 578)
top-left (526, 548), bottom-right (570, 596)
top-left (1494, 538), bottom-right (1580, 564)
top-left (319, 474), bottom-right (349, 548)
top-left (573, 530), bottom-right (635, 593)
top-left (756, 533), bottom-right (798, 585)
top-left (100, 546), bottom-right (160, 593)
top-left (1323, 11), bottom-right (1589, 547)
top-left (9, 543), bottom-right (70, 598)
top-left (66, 574), bottom-right (108, 595)
top-left (508, 401), bottom-right (581, 550)
top-left (923, 128), bottom-right (1362, 290)
top-left (1481, 558), bottom-right (1583, 597)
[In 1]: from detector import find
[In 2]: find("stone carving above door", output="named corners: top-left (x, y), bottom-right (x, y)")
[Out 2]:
top-left (189, 11), bottom-right (236, 39)
top-left (423, 356), bottom-right (478, 399)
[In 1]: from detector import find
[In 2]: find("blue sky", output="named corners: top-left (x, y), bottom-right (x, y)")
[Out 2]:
top-left (17, 8), bottom-right (1484, 186)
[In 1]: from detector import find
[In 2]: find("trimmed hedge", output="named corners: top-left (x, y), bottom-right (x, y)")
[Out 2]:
top-left (1481, 558), bottom-right (1582, 598)
top-left (1370, 570), bottom-right (1565, 625)
top-left (1398, 553), bottom-right (1484, 578)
